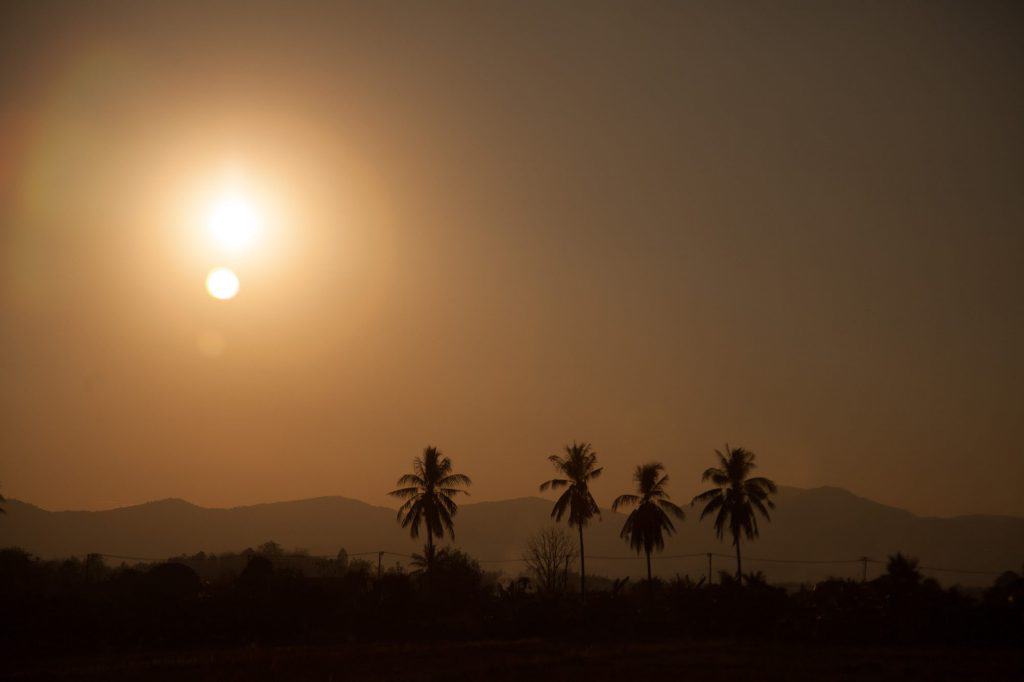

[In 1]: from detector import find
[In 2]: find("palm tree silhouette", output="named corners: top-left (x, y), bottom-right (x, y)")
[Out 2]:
top-left (692, 445), bottom-right (777, 581)
top-left (409, 545), bottom-right (446, 575)
top-left (539, 441), bottom-right (602, 598)
top-left (612, 462), bottom-right (685, 582)
top-left (388, 446), bottom-right (471, 572)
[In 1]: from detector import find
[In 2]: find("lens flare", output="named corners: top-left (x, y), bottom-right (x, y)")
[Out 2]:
top-left (205, 267), bottom-right (240, 300)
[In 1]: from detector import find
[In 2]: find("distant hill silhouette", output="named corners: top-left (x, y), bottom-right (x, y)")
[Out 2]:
top-left (2, 486), bottom-right (1021, 585)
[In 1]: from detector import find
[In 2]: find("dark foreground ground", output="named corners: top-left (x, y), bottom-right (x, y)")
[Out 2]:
top-left (4, 639), bottom-right (1022, 681)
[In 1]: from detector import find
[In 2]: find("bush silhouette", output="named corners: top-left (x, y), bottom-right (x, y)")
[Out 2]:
top-left (1, 546), bottom-right (1021, 651)
top-left (144, 562), bottom-right (201, 601)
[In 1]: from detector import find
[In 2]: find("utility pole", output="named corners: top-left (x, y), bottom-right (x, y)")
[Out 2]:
top-left (707, 553), bottom-right (713, 585)
top-left (377, 551), bottom-right (384, 580)
top-left (859, 556), bottom-right (868, 582)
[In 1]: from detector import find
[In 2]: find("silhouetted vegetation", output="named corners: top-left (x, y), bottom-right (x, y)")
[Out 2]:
top-left (522, 526), bottom-right (576, 595)
top-left (539, 441), bottom-right (603, 598)
top-left (388, 445), bottom-right (472, 573)
top-left (2, 544), bottom-right (1021, 657)
top-left (692, 445), bottom-right (778, 580)
top-left (3, 443), bottom-right (1021, 671)
top-left (612, 462), bottom-right (685, 583)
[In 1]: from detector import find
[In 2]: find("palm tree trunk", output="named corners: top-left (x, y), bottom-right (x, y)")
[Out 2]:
top-left (646, 548), bottom-right (652, 582)
top-left (427, 531), bottom-right (434, 574)
top-left (578, 524), bottom-right (586, 599)
top-left (734, 533), bottom-right (742, 582)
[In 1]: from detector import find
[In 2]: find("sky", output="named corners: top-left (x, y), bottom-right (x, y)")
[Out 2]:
top-left (1, 1), bottom-right (1022, 517)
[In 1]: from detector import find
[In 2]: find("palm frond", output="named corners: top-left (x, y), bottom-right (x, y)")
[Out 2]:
top-left (692, 488), bottom-right (721, 504)
top-left (551, 488), bottom-right (573, 521)
top-left (395, 474), bottom-right (425, 487)
top-left (396, 496), bottom-right (419, 516)
top-left (712, 503), bottom-right (729, 540)
top-left (611, 493), bottom-right (640, 511)
top-left (746, 476), bottom-right (778, 493)
top-left (438, 473), bottom-right (472, 488)
top-left (437, 487), bottom-right (469, 497)
top-left (657, 499), bottom-right (685, 519)
top-left (698, 494), bottom-right (724, 521)
top-left (402, 504), bottom-right (423, 538)
top-left (749, 495), bottom-right (772, 520)
top-left (701, 466), bottom-right (725, 482)
top-left (539, 478), bottom-right (568, 492)
top-left (388, 486), bottom-right (421, 499)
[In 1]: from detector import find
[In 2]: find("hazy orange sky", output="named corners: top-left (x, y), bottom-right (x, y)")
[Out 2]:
top-left (1, 1), bottom-right (1021, 517)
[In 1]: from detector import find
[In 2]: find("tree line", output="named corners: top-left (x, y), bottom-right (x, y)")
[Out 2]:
top-left (2, 543), bottom-right (1022, 653)
top-left (390, 441), bottom-right (777, 594)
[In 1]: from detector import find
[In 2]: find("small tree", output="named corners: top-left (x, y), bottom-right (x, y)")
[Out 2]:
top-left (523, 526), bottom-right (577, 594)
top-left (257, 541), bottom-right (284, 558)
top-left (885, 552), bottom-right (922, 586)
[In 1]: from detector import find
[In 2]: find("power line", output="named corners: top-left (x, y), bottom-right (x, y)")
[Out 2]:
top-left (89, 551), bottom-right (1007, 577)
top-left (587, 552), bottom-right (708, 561)
top-left (915, 565), bottom-right (1002, 576)
top-left (94, 553), bottom-right (159, 562)
top-left (727, 554), bottom-right (862, 565)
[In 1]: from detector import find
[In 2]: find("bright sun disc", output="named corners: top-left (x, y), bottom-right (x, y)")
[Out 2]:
top-left (206, 267), bottom-right (240, 300)
top-left (207, 193), bottom-right (261, 252)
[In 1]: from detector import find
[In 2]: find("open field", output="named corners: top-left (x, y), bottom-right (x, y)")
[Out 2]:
top-left (5, 639), bottom-right (1022, 681)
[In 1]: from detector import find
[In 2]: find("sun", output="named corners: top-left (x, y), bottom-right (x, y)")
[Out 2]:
top-left (206, 267), bottom-right (240, 300)
top-left (207, 192), bottom-right (261, 252)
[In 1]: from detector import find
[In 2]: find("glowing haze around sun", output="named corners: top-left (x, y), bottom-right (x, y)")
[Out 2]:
top-left (207, 192), bottom-right (262, 253)
top-left (203, 189), bottom-right (263, 301)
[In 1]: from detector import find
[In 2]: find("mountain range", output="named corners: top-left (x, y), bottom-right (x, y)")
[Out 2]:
top-left (2, 486), bottom-right (1021, 586)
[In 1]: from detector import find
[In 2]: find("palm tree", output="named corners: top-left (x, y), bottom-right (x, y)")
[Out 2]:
top-left (692, 445), bottom-right (777, 581)
top-left (388, 446), bottom-right (471, 572)
top-left (539, 441), bottom-right (603, 598)
top-left (409, 545), bottom-right (446, 575)
top-left (612, 462), bottom-right (685, 582)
